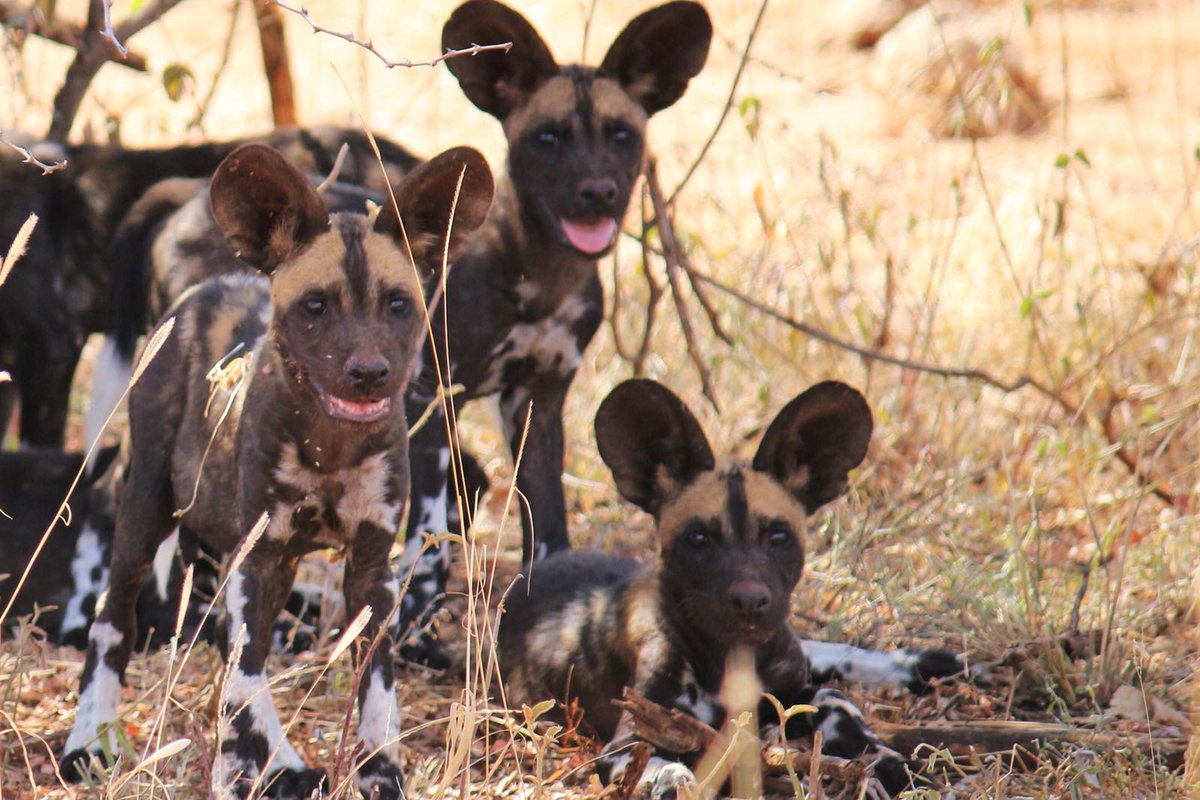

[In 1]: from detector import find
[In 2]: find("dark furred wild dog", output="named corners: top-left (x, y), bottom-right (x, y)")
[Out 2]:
top-left (397, 0), bottom-right (712, 660)
top-left (499, 380), bottom-right (923, 798)
top-left (63, 144), bottom-right (493, 799)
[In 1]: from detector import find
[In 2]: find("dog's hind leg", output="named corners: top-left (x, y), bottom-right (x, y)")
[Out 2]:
top-left (62, 453), bottom-right (178, 777)
top-left (800, 638), bottom-right (967, 694)
top-left (394, 399), bottom-right (454, 668)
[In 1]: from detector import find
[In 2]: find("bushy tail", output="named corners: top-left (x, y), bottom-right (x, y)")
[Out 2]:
top-left (86, 179), bottom-right (198, 460)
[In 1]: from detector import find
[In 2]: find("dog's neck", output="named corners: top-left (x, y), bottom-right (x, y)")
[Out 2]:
top-left (477, 176), bottom-right (604, 317)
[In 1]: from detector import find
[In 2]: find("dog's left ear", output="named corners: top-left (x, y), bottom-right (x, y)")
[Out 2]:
top-left (375, 146), bottom-right (494, 274)
top-left (209, 144), bottom-right (328, 274)
top-left (599, 1), bottom-right (712, 115)
top-left (752, 381), bottom-right (873, 513)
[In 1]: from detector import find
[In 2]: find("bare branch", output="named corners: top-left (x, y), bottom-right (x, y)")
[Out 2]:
top-left (47, 0), bottom-right (187, 141)
top-left (0, 132), bottom-right (67, 174)
top-left (646, 159), bottom-right (721, 412)
top-left (0, 4), bottom-right (148, 71)
top-left (271, 1), bottom-right (512, 69)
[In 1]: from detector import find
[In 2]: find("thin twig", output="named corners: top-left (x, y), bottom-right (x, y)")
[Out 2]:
top-left (188, 0), bottom-right (243, 132)
top-left (271, 1), bottom-right (512, 68)
top-left (0, 131), bottom-right (67, 174)
top-left (668, 0), bottom-right (770, 205)
top-left (646, 160), bottom-right (721, 411)
top-left (99, 0), bottom-right (127, 56)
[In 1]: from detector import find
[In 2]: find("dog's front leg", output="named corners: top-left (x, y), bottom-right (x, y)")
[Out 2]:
top-left (499, 376), bottom-right (571, 562)
top-left (216, 547), bottom-right (324, 800)
top-left (761, 637), bottom-right (914, 798)
top-left (345, 522), bottom-right (406, 800)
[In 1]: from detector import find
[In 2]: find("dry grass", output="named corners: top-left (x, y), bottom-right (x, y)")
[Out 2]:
top-left (2, 0), bottom-right (1199, 797)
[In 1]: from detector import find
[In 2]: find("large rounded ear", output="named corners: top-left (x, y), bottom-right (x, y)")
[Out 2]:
top-left (209, 144), bottom-right (328, 274)
top-left (599, 1), bottom-right (712, 115)
top-left (443, 0), bottom-right (559, 119)
top-left (595, 380), bottom-right (715, 516)
top-left (375, 146), bottom-right (494, 275)
top-left (752, 381), bottom-right (873, 513)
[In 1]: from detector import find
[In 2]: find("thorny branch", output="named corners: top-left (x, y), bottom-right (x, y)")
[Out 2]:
top-left (0, 132), bottom-right (67, 174)
top-left (271, 1), bottom-right (512, 69)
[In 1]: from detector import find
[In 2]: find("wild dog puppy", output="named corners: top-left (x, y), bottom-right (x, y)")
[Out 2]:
top-left (396, 0), bottom-right (713, 663)
top-left (62, 143), bottom-right (493, 798)
top-left (0, 126), bottom-right (417, 448)
top-left (499, 380), bottom-right (921, 799)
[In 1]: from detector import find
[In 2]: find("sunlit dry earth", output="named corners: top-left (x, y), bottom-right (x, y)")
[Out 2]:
top-left (2, 0), bottom-right (1198, 797)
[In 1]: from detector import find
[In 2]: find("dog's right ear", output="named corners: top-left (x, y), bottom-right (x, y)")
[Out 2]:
top-left (209, 144), bottom-right (328, 274)
top-left (595, 379), bottom-right (715, 516)
top-left (442, 0), bottom-right (559, 119)
top-left (376, 146), bottom-right (494, 274)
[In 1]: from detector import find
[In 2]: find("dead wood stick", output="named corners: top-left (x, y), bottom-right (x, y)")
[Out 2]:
top-left (0, 3), bottom-right (148, 71)
top-left (645, 159), bottom-right (721, 411)
top-left (253, 0), bottom-right (296, 127)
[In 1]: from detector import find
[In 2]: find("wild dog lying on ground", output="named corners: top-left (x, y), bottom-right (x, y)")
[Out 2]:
top-left (499, 380), bottom-right (962, 798)
top-left (0, 126), bottom-right (417, 448)
top-left (63, 143), bottom-right (493, 798)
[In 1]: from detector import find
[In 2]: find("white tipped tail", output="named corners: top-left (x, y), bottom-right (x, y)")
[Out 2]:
top-left (84, 336), bottom-right (133, 472)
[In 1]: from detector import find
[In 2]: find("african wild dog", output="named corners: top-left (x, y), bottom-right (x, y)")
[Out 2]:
top-left (499, 380), bottom-right (962, 798)
top-left (0, 126), bottom-right (417, 448)
top-left (395, 0), bottom-right (714, 664)
top-left (63, 143), bottom-right (493, 798)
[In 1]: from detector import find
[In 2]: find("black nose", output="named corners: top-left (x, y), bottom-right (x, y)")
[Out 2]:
top-left (729, 580), bottom-right (770, 619)
top-left (347, 359), bottom-right (389, 389)
top-left (578, 177), bottom-right (619, 208)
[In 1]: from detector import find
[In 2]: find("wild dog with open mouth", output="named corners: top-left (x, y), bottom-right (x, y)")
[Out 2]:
top-left (62, 143), bottom-right (493, 798)
top-left (499, 380), bottom-right (952, 798)
top-left (395, 0), bottom-right (713, 664)
top-left (0, 126), bottom-right (418, 448)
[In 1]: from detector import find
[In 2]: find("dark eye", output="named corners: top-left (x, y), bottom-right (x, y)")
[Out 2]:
top-left (610, 125), bottom-right (634, 145)
top-left (388, 293), bottom-right (410, 316)
top-left (301, 294), bottom-right (326, 316)
top-left (767, 526), bottom-right (794, 547)
top-left (684, 524), bottom-right (710, 548)
top-left (535, 128), bottom-right (560, 148)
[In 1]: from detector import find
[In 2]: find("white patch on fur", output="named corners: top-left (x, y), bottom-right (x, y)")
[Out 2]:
top-left (64, 622), bottom-right (124, 755)
top-left (217, 666), bottom-right (307, 773)
top-left (84, 337), bottom-right (133, 465)
top-left (801, 639), bottom-right (918, 689)
top-left (152, 528), bottom-right (180, 602)
top-left (356, 668), bottom-right (401, 756)
top-left (414, 448), bottom-right (451, 534)
top-left (61, 523), bottom-right (108, 638)
top-left (673, 671), bottom-right (723, 728)
top-left (477, 294), bottom-right (592, 396)
top-left (637, 757), bottom-right (695, 798)
top-left (810, 687), bottom-right (880, 750)
top-left (270, 444), bottom-right (400, 545)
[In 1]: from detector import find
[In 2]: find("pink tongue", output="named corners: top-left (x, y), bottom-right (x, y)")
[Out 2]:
top-left (561, 217), bottom-right (617, 254)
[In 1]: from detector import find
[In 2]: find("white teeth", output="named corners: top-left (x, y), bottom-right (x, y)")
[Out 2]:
top-left (324, 394), bottom-right (391, 422)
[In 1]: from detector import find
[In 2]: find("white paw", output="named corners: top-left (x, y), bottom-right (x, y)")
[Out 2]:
top-left (636, 759), bottom-right (695, 800)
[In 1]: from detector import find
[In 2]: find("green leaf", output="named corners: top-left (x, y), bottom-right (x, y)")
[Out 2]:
top-left (1020, 296), bottom-right (1034, 319)
top-left (162, 63), bottom-right (195, 103)
top-left (1073, 148), bottom-right (1091, 167)
top-left (1054, 153), bottom-right (1070, 169)
top-left (739, 96), bottom-right (762, 141)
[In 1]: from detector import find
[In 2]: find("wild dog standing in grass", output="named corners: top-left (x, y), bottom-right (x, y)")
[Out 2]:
top-left (499, 380), bottom-right (948, 799)
top-left (62, 143), bottom-right (493, 799)
top-left (395, 0), bottom-right (713, 664)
